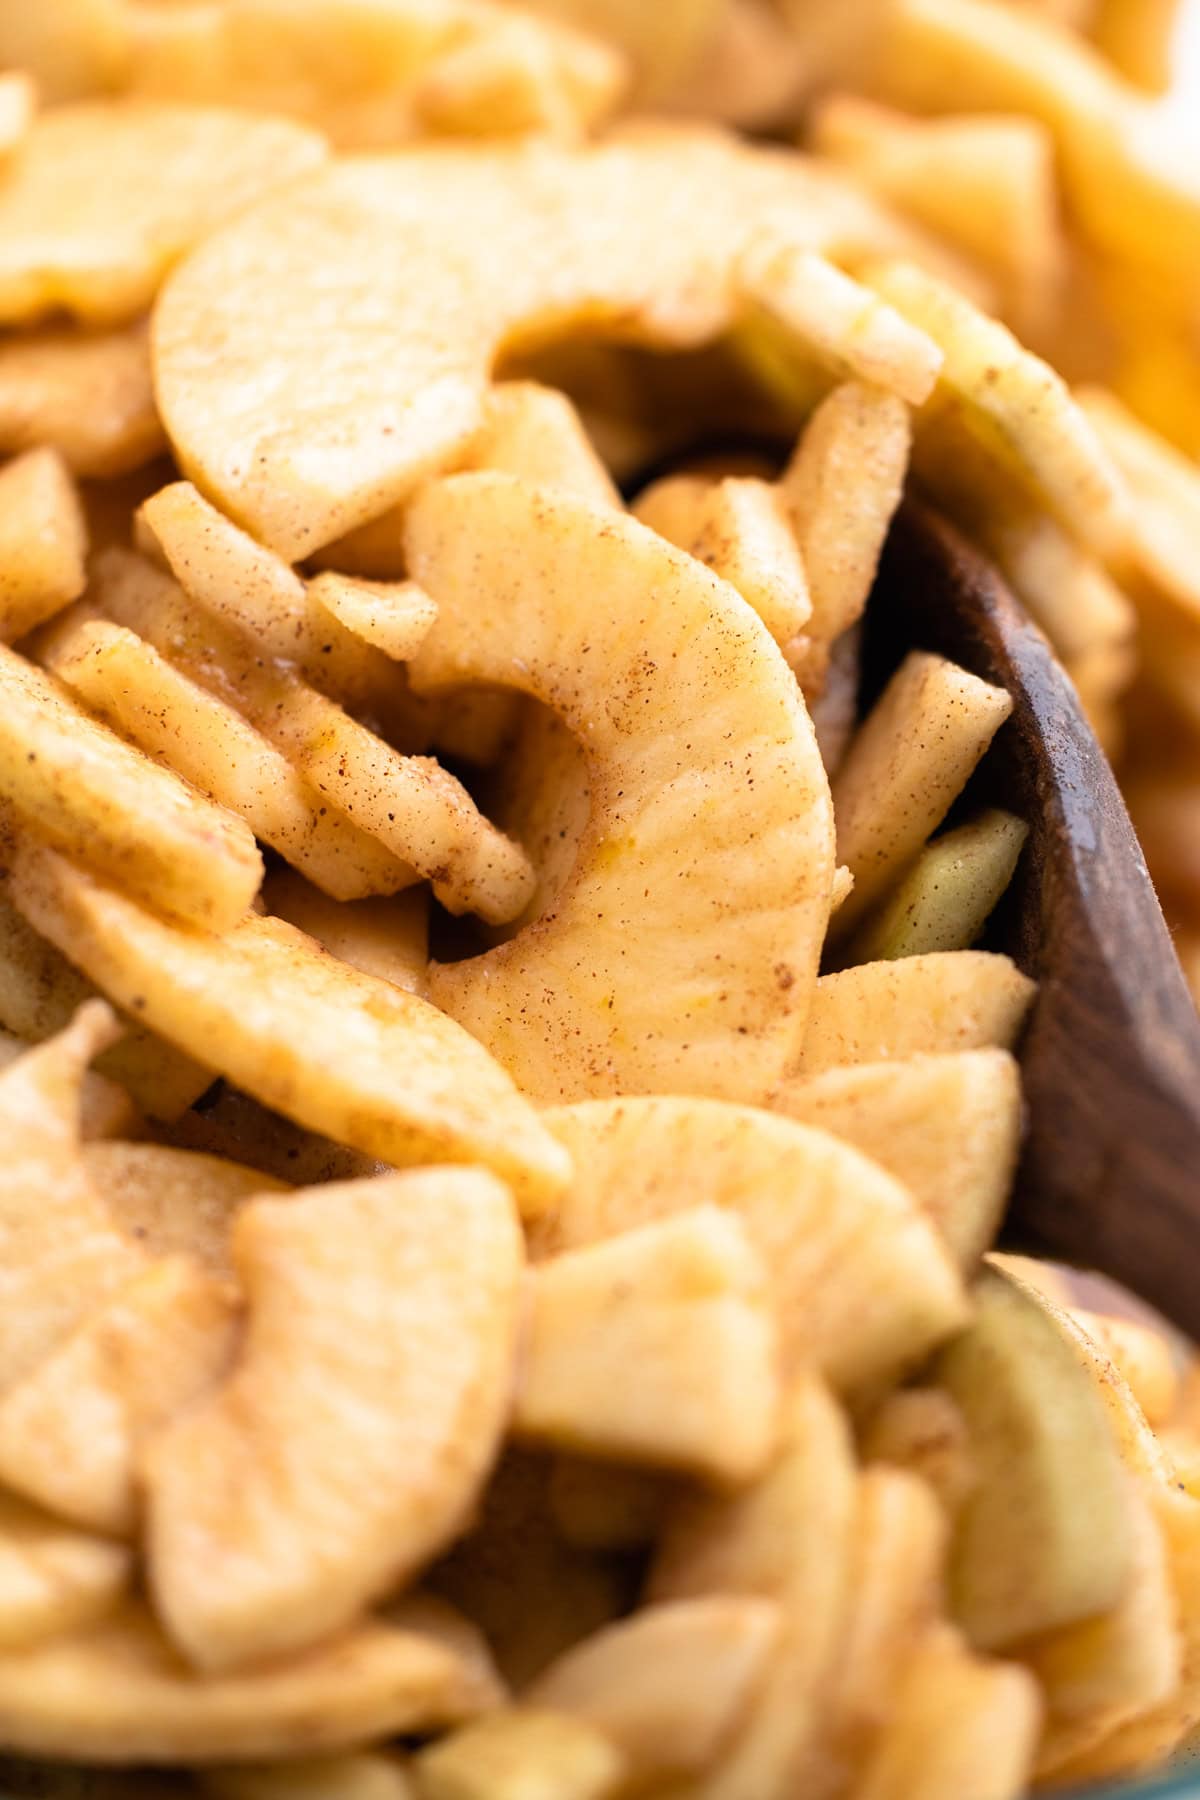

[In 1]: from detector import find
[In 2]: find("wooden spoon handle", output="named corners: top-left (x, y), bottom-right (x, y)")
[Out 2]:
top-left (873, 507), bottom-right (1200, 1336)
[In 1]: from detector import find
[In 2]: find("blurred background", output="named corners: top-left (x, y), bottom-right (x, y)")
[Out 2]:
top-left (1164, 0), bottom-right (1200, 124)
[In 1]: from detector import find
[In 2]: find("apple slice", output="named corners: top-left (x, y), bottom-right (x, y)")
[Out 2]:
top-left (539, 1094), bottom-right (966, 1393)
top-left (934, 1264), bottom-right (1132, 1650)
top-left (771, 1050), bottom-right (1021, 1269)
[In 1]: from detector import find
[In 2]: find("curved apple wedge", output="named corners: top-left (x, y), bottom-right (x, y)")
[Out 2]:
top-left (406, 474), bottom-right (835, 1107)
top-left (145, 1168), bottom-right (523, 1671)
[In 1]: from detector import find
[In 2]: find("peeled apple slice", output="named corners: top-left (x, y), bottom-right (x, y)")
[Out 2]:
top-left (860, 256), bottom-right (1127, 557)
top-left (850, 1623), bottom-right (1041, 1800)
top-left (526, 1597), bottom-right (781, 1781)
top-left (0, 446), bottom-right (88, 643)
top-left (0, 1595), bottom-right (501, 1763)
top-left (137, 480), bottom-right (400, 717)
top-left (0, 101), bottom-right (327, 327)
top-left (153, 128), bottom-right (935, 557)
top-left (796, 1467), bottom-right (948, 1799)
top-left (406, 474), bottom-right (834, 1105)
top-left (537, 1095), bottom-right (967, 1391)
top-left (8, 840), bottom-right (570, 1212)
top-left (47, 618), bottom-right (418, 905)
top-left (0, 640), bottom-right (263, 934)
top-left (772, 1050), bottom-right (1022, 1270)
top-left (0, 1488), bottom-right (129, 1652)
top-left (0, 1003), bottom-right (139, 1388)
top-left (632, 472), bottom-right (811, 644)
top-left (83, 547), bottom-right (531, 926)
top-left (0, 1255), bottom-right (237, 1538)
top-left (412, 1710), bottom-right (625, 1800)
top-left (0, 319), bottom-right (165, 479)
top-left (0, 1029), bottom-right (139, 1144)
top-left (83, 1142), bottom-right (287, 1279)
top-left (797, 952), bottom-right (1036, 1074)
top-left (461, 380), bottom-right (620, 507)
top-left (649, 1375), bottom-right (859, 1800)
top-left (146, 1169), bottom-right (522, 1670)
top-left (0, 889), bottom-right (212, 1122)
top-left (514, 1208), bottom-right (780, 1482)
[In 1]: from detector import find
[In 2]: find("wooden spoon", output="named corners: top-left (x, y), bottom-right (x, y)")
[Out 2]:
top-left (867, 504), bottom-right (1200, 1339)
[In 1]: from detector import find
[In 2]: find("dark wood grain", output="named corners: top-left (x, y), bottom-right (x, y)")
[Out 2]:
top-left (870, 505), bottom-right (1200, 1337)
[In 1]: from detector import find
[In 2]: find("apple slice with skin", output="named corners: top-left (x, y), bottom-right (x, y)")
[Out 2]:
top-left (934, 1264), bottom-right (1133, 1651)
